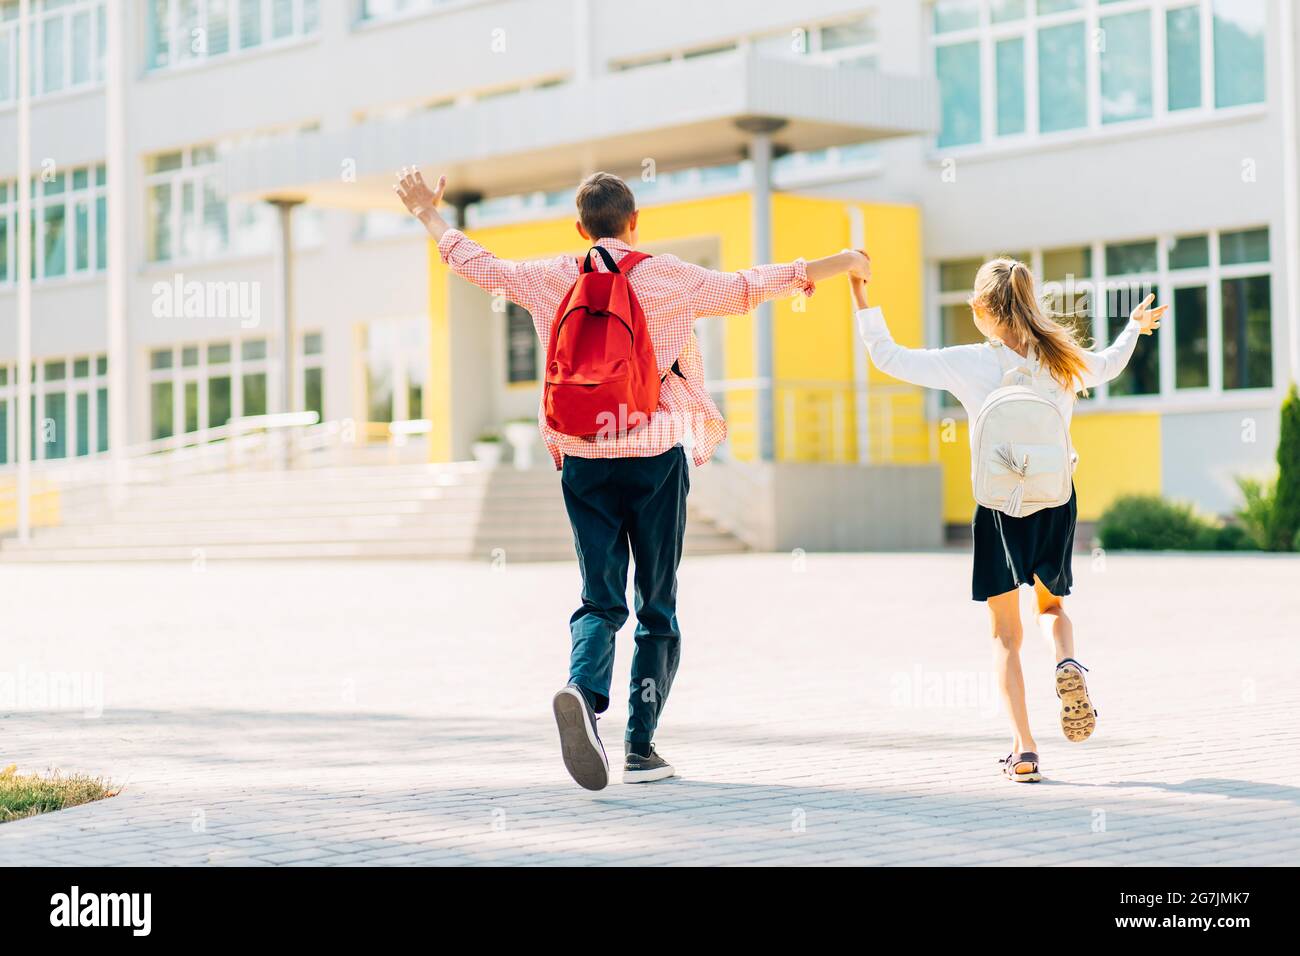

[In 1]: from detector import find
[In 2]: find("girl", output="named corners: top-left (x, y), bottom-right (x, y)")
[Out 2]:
top-left (850, 256), bottom-right (1165, 782)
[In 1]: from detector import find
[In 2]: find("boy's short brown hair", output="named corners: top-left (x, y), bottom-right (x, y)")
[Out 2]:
top-left (575, 172), bottom-right (636, 240)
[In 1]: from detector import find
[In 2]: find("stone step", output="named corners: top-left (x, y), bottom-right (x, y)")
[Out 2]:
top-left (98, 495), bottom-right (589, 521)
top-left (104, 484), bottom-right (560, 507)
top-left (10, 460), bottom-right (746, 561)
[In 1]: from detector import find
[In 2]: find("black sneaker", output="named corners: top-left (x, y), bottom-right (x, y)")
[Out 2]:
top-left (552, 684), bottom-right (608, 791)
top-left (623, 745), bottom-right (676, 784)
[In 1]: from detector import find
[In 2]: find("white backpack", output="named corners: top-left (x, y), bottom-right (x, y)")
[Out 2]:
top-left (971, 343), bottom-right (1075, 518)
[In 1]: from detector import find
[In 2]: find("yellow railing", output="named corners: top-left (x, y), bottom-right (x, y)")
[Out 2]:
top-left (708, 379), bottom-right (936, 464)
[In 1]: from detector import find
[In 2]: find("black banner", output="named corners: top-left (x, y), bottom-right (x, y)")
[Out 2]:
top-left (1, 865), bottom-right (1288, 942)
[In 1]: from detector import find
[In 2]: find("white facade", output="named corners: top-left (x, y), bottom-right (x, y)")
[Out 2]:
top-left (0, 0), bottom-right (1291, 514)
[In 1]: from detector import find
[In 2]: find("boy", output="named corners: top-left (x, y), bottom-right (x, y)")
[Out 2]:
top-left (395, 168), bottom-right (869, 790)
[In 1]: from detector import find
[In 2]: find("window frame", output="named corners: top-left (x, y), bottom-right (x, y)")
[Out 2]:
top-left (0, 163), bottom-right (108, 286)
top-left (930, 226), bottom-right (1276, 418)
top-left (143, 133), bottom-right (321, 265)
top-left (0, 0), bottom-right (106, 108)
top-left (146, 335), bottom-right (273, 443)
top-left (298, 328), bottom-right (324, 419)
top-left (143, 0), bottom-right (320, 74)
top-left (0, 351), bottom-right (109, 465)
top-left (144, 144), bottom-right (232, 265)
top-left (929, 0), bottom-right (1266, 155)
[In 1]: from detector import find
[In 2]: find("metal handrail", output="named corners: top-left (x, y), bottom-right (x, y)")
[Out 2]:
top-left (0, 414), bottom-right (330, 516)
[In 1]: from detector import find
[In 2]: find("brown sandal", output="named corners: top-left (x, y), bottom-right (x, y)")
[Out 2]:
top-left (1056, 659), bottom-right (1097, 742)
top-left (1000, 751), bottom-right (1042, 782)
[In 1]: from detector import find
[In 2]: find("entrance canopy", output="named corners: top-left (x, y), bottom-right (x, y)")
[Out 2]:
top-left (225, 51), bottom-right (935, 211)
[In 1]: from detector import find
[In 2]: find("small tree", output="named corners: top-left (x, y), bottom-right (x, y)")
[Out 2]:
top-left (1272, 384), bottom-right (1300, 551)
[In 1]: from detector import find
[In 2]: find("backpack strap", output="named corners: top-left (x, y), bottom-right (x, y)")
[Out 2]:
top-left (582, 245), bottom-right (621, 273)
top-left (991, 340), bottom-right (1035, 387)
top-left (581, 247), bottom-right (651, 274)
top-left (616, 250), bottom-right (650, 273)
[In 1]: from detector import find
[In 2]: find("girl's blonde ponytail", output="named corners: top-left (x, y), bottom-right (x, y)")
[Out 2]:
top-left (973, 258), bottom-right (1091, 395)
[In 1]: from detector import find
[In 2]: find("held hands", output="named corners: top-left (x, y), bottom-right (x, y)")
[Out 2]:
top-left (845, 248), bottom-right (872, 282)
top-left (1130, 292), bottom-right (1167, 336)
top-left (394, 167), bottom-right (446, 222)
top-left (845, 248), bottom-right (871, 310)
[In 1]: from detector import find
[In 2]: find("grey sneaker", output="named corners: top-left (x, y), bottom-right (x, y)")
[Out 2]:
top-left (623, 745), bottom-right (676, 784)
top-left (552, 684), bottom-right (609, 791)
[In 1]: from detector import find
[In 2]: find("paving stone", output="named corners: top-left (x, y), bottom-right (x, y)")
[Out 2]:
top-left (0, 554), bottom-right (1296, 865)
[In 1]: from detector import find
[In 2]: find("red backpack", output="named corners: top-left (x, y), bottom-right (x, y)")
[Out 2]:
top-left (544, 247), bottom-right (660, 439)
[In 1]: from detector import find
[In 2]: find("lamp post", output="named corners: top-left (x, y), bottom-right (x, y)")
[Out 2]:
top-left (16, 0), bottom-right (32, 543)
top-left (106, 0), bottom-right (128, 501)
top-left (736, 116), bottom-right (788, 462)
top-left (269, 197), bottom-right (304, 467)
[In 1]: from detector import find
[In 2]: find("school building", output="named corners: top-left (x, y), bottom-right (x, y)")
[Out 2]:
top-left (0, 0), bottom-right (1292, 554)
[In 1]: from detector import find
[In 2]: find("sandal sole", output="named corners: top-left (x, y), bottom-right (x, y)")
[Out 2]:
top-left (1005, 759), bottom-right (1042, 782)
top-left (1056, 665), bottom-right (1096, 742)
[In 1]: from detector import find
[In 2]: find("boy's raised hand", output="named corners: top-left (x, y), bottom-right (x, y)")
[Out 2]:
top-left (394, 167), bottom-right (446, 221)
top-left (1129, 292), bottom-right (1167, 336)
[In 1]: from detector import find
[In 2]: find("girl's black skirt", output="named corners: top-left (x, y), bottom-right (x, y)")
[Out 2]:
top-left (971, 486), bottom-right (1077, 602)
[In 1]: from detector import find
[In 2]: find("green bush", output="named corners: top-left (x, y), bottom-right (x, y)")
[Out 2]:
top-left (1098, 494), bottom-right (1252, 551)
top-left (1201, 522), bottom-right (1255, 552)
top-left (1271, 385), bottom-right (1300, 550)
top-left (1099, 495), bottom-right (1205, 550)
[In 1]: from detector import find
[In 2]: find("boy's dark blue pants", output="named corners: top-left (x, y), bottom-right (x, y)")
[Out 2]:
top-left (560, 445), bottom-right (688, 757)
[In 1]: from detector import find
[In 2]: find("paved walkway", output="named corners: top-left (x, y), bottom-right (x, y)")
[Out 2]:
top-left (2, 552), bottom-right (1297, 865)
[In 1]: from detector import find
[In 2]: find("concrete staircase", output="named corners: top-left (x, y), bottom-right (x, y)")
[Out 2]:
top-left (0, 462), bottom-right (746, 562)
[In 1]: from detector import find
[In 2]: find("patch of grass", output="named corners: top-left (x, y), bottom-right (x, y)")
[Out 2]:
top-left (0, 764), bottom-right (117, 824)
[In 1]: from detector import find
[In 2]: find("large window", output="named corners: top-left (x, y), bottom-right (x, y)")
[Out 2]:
top-left (0, 353), bottom-right (109, 464)
top-left (505, 303), bottom-right (537, 385)
top-left (144, 135), bottom-right (320, 264)
top-left (935, 226), bottom-right (1273, 405)
top-left (145, 0), bottom-right (320, 71)
top-left (0, 0), bottom-right (105, 105)
top-left (932, 0), bottom-right (1267, 149)
top-left (147, 337), bottom-right (270, 442)
top-left (360, 318), bottom-right (424, 425)
top-left (0, 164), bottom-right (108, 285)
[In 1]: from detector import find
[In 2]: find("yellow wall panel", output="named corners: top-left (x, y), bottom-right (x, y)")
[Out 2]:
top-left (427, 245), bottom-right (453, 461)
top-left (770, 195), bottom-right (924, 462)
top-left (1070, 412), bottom-right (1163, 521)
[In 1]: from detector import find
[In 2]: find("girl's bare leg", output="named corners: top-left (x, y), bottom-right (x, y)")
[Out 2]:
top-left (987, 589), bottom-right (1037, 755)
top-left (1033, 577), bottom-right (1074, 663)
top-left (1036, 577), bottom-right (1096, 740)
